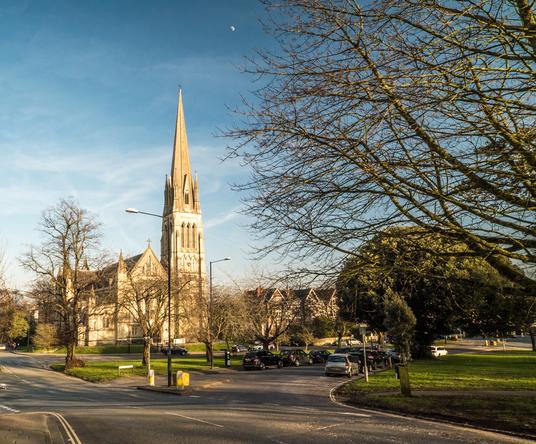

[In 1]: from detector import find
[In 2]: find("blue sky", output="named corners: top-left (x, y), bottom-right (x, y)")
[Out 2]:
top-left (0, 0), bottom-right (275, 289)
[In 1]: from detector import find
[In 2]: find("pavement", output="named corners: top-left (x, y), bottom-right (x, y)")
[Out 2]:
top-left (0, 349), bottom-right (533, 443)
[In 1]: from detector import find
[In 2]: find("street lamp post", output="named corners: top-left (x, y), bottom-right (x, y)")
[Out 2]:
top-left (208, 257), bottom-right (231, 369)
top-left (126, 208), bottom-right (173, 387)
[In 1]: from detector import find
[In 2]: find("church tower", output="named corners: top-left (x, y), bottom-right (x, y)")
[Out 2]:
top-left (161, 91), bottom-right (205, 283)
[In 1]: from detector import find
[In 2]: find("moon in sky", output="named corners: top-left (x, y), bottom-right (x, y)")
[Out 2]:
top-left (230, 25), bottom-right (236, 32)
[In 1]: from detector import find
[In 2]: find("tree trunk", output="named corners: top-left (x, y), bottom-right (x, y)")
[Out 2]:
top-left (262, 339), bottom-right (270, 350)
top-left (530, 328), bottom-right (536, 352)
top-left (142, 338), bottom-right (151, 368)
top-left (205, 341), bottom-right (213, 363)
top-left (337, 331), bottom-right (343, 348)
top-left (65, 340), bottom-right (76, 369)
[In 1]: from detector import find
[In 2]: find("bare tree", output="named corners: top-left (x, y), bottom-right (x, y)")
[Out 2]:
top-left (212, 286), bottom-right (249, 349)
top-left (244, 288), bottom-right (300, 349)
top-left (21, 198), bottom-right (102, 369)
top-left (228, 0), bottom-right (536, 294)
top-left (118, 270), bottom-right (168, 369)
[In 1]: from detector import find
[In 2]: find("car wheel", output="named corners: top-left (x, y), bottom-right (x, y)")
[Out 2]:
top-left (325, 372), bottom-right (331, 377)
top-left (277, 360), bottom-right (283, 368)
top-left (295, 360), bottom-right (300, 367)
top-left (308, 359), bottom-right (313, 366)
top-left (259, 362), bottom-right (266, 370)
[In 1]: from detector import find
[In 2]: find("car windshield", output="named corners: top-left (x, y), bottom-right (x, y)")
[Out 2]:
top-left (245, 352), bottom-right (259, 358)
top-left (327, 355), bottom-right (347, 363)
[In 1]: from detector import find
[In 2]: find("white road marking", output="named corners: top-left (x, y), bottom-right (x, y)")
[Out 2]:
top-left (188, 395), bottom-right (201, 398)
top-left (33, 412), bottom-right (82, 444)
top-left (339, 412), bottom-right (371, 418)
top-left (165, 411), bottom-right (224, 428)
top-left (316, 423), bottom-right (344, 431)
top-left (0, 404), bottom-right (20, 413)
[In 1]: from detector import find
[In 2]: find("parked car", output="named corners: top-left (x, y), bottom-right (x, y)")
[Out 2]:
top-left (161, 345), bottom-right (188, 356)
top-left (429, 346), bottom-right (448, 357)
top-left (367, 349), bottom-right (389, 369)
top-left (386, 349), bottom-right (401, 364)
top-left (280, 350), bottom-right (313, 367)
top-left (324, 353), bottom-right (358, 378)
top-left (0, 343), bottom-right (6, 351)
top-left (310, 350), bottom-right (331, 364)
top-left (248, 345), bottom-right (263, 351)
top-left (242, 350), bottom-right (283, 370)
top-left (231, 344), bottom-right (248, 353)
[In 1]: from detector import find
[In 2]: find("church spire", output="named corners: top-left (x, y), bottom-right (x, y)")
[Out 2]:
top-left (170, 89), bottom-right (195, 212)
top-left (118, 250), bottom-right (126, 273)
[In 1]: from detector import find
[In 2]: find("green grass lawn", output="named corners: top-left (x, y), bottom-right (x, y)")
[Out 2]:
top-left (33, 342), bottom-right (230, 355)
top-left (344, 351), bottom-right (536, 393)
top-left (338, 351), bottom-right (536, 436)
top-left (51, 355), bottom-right (241, 383)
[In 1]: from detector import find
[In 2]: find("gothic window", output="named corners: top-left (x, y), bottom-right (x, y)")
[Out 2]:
top-left (192, 224), bottom-right (197, 250)
top-left (181, 223), bottom-right (185, 248)
top-left (186, 223), bottom-right (191, 248)
top-left (184, 190), bottom-right (189, 205)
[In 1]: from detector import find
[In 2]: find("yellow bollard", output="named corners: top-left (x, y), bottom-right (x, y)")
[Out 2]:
top-left (176, 371), bottom-right (190, 390)
top-left (148, 369), bottom-right (155, 386)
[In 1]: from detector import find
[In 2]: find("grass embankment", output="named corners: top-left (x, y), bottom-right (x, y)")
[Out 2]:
top-left (337, 352), bottom-right (536, 436)
top-left (51, 356), bottom-right (241, 383)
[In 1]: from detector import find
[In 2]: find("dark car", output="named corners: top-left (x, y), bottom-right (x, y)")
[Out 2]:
top-left (387, 349), bottom-right (402, 364)
top-left (161, 346), bottom-right (188, 356)
top-left (310, 350), bottom-right (332, 364)
top-left (242, 350), bottom-right (283, 370)
top-left (280, 350), bottom-right (313, 367)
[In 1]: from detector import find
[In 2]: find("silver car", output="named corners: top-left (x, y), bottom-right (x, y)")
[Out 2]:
top-left (324, 353), bottom-right (358, 377)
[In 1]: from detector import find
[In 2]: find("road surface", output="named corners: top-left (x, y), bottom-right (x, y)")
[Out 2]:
top-left (0, 351), bottom-right (530, 443)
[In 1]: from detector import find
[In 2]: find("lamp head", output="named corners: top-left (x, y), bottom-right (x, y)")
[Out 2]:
top-left (125, 208), bottom-right (139, 214)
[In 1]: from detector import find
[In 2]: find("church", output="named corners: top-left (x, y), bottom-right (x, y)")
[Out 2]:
top-left (78, 91), bottom-right (206, 346)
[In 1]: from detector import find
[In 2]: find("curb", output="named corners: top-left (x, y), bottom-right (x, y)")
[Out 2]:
top-left (137, 386), bottom-right (190, 396)
top-left (330, 376), bottom-right (535, 442)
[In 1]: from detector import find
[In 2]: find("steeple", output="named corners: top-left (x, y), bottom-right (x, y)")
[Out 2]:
top-left (117, 250), bottom-right (126, 273)
top-left (170, 90), bottom-right (197, 213)
top-left (161, 89), bottom-right (205, 281)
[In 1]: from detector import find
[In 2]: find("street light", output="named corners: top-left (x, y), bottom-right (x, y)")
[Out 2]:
top-left (125, 207), bottom-right (173, 387)
top-left (209, 257), bottom-right (231, 369)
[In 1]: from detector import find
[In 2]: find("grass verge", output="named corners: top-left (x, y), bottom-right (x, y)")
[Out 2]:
top-left (337, 351), bottom-right (536, 437)
top-left (31, 342), bottom-right (231, 354)
top-left (50, 356), bottom-right (241, 383)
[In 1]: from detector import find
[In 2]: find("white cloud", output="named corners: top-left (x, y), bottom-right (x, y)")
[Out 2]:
top-left (205, 205), bottom-right (244, 229)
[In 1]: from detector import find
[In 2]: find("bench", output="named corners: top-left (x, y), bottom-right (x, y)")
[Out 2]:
top-left (118, 365), bottom-right (134, 376)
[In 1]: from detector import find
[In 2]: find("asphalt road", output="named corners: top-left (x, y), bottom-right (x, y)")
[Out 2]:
top-left (0, 351), bottom-right (530, 444)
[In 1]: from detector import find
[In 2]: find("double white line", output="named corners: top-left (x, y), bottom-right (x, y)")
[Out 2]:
top-left (35, 412), bottom-right (82, 444)
top-left (0, 404), bottom-right (20, 413)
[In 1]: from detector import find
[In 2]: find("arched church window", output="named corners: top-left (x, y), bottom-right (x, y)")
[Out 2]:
top-left (184, 190), bottom-right (189, 205)
top-left (186, 223), bottom-right (191, 248)
top-left (192, 224), bottom-right (197, 250)
top-left (181, 223), bottom-right (185, 248)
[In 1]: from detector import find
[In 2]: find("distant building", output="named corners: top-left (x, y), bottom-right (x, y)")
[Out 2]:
top-left (245, 287), bottom-right (339, 342)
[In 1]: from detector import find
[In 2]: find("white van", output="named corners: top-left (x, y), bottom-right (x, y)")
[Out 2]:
top-left (429, 346), bottom-right (448, 357)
